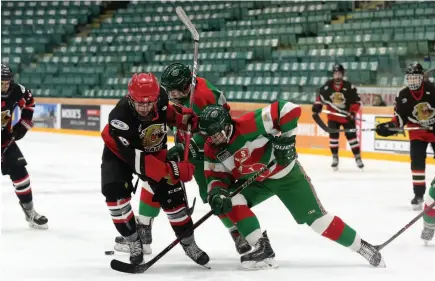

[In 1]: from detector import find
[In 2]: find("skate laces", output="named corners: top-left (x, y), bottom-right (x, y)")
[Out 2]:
top-left (182, 241), bottom-right (203, 260)
top-left (129, 239), bottom-right (142, 256)
top-left (357, 241), bottom-right (380, 265)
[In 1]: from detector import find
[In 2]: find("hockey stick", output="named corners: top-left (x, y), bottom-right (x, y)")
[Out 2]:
top-left (1, 137), bottom-right (15, 162)
top-left (321, 110), bottom-right (368, 122)
top-left (312, 113), bottom-right (432, 133)
top-left (375, 201), bottom-right (435, 251)
top-left (110, 159), bottom-right (277, 274)
top-left (175, 6), bottom-right (200, 161)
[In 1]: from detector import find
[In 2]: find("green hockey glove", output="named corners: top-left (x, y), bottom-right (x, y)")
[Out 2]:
top-left (271, 135), bottom-right (297, 166)
top-left (208, 187), bottom-right (232, 215)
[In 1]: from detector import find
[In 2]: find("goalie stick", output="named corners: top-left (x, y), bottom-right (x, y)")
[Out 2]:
top-left (312, 113), bottom-right (433, 133)
top-left (110, 159), bottom-right (277, 274)
top-left (375, 201), bottom-right (435, 250)
top-left (175, 6), bottom-right (200, 161)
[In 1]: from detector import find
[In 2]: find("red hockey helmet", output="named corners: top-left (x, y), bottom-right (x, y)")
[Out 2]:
top-left (128, 73), bottom-right (160, 103)
top-left (127, 73), bottom-right (160, 118)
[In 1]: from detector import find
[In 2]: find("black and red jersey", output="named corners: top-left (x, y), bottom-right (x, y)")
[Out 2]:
top-left (313, 79), bottom-right (361, 123)
top-left (1, 82), bottom-right (35, 146)
top-left (392, 81), bottom-right (435, 142)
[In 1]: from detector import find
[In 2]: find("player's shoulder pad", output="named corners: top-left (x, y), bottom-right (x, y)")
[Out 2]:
top-left (343, 80), bottom-right (355, 89)
top-left (397, 86), bottom-right (408, 97)
top-left (110, 119), bottom-right (129, 131)
top-left (320, 79), bottom-right (333, 91)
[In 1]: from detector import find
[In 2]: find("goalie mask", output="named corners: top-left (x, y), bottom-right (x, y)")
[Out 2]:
top-left (127, 73), bottom-right (160, 120)
top-left (405, 62), bottom-right (424, 91)
top-left (199, 105), bottom-right (233, 147)
top-left (160, 63), bottom-right (192, 104)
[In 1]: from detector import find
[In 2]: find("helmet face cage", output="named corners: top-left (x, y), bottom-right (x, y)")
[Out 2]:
top-left (405, 74), bottom-right (423, 90)
top-left (167, 88), bottom-right (189, 104)
top-left (204, 124), bottom-right (231, 147)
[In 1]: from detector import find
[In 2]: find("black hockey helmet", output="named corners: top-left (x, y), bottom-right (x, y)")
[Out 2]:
top-left (1, 63), bottom-right (13, 81)
top-left (332, 63), bottom-right (344, 83)
top-left (405, 62), bottom-right (424, 90)
top-left (1, 63), bottom-right (13, 94)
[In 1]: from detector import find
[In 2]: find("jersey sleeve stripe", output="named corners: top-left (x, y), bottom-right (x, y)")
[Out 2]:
top-left (134, 149), bottom-right (142, 174)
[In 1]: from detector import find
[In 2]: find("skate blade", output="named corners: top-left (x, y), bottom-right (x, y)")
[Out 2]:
top-left (241, 258), bottom-right (279, 270)
top-left (373, 258), bottom-right (386, 268)
top-left (332, 167), bottom-right (339, 172)
top-left (114, 243), bottom-right (152, 255)
top-left (29, 222), bottom-right (48, 230)
top-left (424, 240), bottom-right (429, 246)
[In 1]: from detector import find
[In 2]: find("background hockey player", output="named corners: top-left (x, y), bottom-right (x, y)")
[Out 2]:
top-left (376, 63), bottom-right (435, 210)
top-left (1, 63), bottom-right (48, 229)
top-left (422, 177), bottom-right (435, 245)
top-left (101, 72), bottom-right (209, 266)
top-left (199, 102), bottom-right (385, 269)
top-left (312, 63), bottom-right (364, 170)
top-left (125, 63), bottom-right (251, 255)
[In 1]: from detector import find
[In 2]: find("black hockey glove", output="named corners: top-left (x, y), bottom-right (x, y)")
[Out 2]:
top-left (375, 121), bottom-right (398, 137)
top-left (271, 135), bottom-right (297, 167)
top-left (346, 112), bottom-right (355, 121)
top-left (312, 104), bottom-right (322, 114)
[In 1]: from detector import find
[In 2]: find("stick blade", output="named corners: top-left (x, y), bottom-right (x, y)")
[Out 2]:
top-left (175, 6), bottom-right (199, 41)
top-left (110, 259), bottom-right (150, 274)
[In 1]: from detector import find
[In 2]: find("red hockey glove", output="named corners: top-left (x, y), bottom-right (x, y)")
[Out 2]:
top-left (166, 160), bottom-right (195, 183)
top-left (175, 107), bottom-right (199, 132)
top-left (145, 156), bottom-right (195, 183)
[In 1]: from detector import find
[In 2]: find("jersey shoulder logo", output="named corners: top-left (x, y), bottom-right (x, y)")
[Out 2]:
top-left (140, 123), bottom-right (167, 152)
top-left (110, 119), bottom-right (129, 130)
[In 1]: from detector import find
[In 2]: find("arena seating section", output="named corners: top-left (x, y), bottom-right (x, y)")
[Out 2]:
top-left (2, 1), bottom-right (435, 104)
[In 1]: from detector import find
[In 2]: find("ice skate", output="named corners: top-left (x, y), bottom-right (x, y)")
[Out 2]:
top-left (19, 202), bottom-right (48, 230)
top-left (181, 237), bottom-right (210, 267)
top-left (355, 155), bottom-right (364, 170)
top-left (331, 154), bottom-right (339, 171)
top-left (357, 240), bottom-right (386, 268)
top-left (128, 234), bottom-right (144, 265)
top-left (240, 231), bottom-right (278, 270)
top-left (411, 196), bottom-right (424, 210)
top-left (421, 225), bottom-right (434, 246)
top-left (114, 222), bottom-right (152, 254)
top-left (230, 229), bottom-right (252, 255)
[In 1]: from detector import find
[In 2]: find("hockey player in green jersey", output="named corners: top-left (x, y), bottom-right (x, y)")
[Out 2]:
top-left (422, 177), bottom-right (435, 245)
top-left (114, 63), bottom-right (251, 255)
top-left (199, 101), bottom-right (386, 270)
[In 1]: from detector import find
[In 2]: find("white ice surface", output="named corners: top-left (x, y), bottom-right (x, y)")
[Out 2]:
top-left (1, 132), bottom-right (434, 281)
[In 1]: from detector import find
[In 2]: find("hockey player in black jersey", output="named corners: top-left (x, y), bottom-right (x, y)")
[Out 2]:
top-left (312, 63), bottom-right (364, 170)
top-left (1, 63), bottom-right (48, 229)
top-left (101, 72), bottom-right (209, 266)
top-left (376, 63), bottom-right (435, 210)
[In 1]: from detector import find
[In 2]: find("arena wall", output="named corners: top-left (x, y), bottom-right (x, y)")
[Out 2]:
top-left (17, 97), bottom-right (434, 164)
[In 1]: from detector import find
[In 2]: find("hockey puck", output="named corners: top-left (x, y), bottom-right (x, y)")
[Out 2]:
top-left (105, 250), bottom-right (115, 255)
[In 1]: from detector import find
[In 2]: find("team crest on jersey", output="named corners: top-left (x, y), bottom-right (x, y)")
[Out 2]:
top-left (139, 123), bottom-right (167, 152)
top-left (412, 102), bottom-right (435, 123)
top-left (234, 148), bottom-right (270, 181)
top-left (331, 92), bottom-right (346, 108)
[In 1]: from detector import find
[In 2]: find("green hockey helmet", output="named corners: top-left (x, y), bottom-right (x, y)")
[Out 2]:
top-left (199, 105), bottom-right (232, 146)
top-left (161, 63), bottom-right (192, 104)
